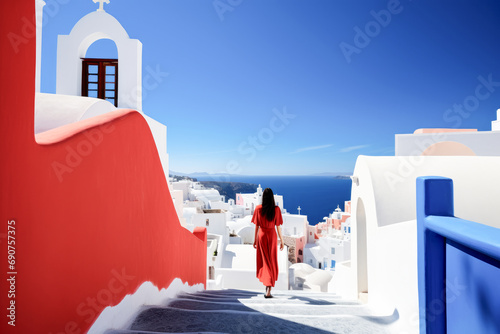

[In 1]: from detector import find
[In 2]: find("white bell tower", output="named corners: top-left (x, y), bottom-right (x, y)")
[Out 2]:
top-left (56, 0), bottom-right (143, 110)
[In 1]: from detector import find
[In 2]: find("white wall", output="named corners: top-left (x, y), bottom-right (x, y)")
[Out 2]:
top-left (239, 193), bottom-right (284, 215)
top-left (207, 233), bottom-right (223, 272)
top-left (210, 201), bottom-right (232, 211)
top-left (341, 218), bottom-right (351, 241)
top-left (352, 156), bottom-right (500, 230)
top-left (172, 181), bottom-right (190, 201)
top-left (191, 212), bottom-right (227, 237)
top-left (282, 214), bottom-right (308, 237)
top-left (370, 220), bottom-right (419, 334)
top-left (342, 155), bottom-right (500, 330)
top-left (228, 204), bottom-right (245, 219)
top-left (307, 226), bottom-right (316, 244)
top-left (396, 130), bottom-right (500, 156)
top-left (170, 189), bottom-right (185, 227)
top-left (140, 113), bottom-right (168, 180)
top-left (218, 244), bottom-right (288, 291)
top-left (342, 239), bottom-right (351, 261)
top-left (303, 244), bottom-right (326, 269)
top-left (274, 195), bottom-right (284, 211)
top-left (318, 237), bottom-right (349, 269)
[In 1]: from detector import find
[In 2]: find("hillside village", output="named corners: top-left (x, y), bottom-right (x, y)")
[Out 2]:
top-left (169, 178), bottom-right (351, 292)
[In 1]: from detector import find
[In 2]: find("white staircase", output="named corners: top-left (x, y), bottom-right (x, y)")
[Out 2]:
top-left (105, 289), bottom-right (398, 333)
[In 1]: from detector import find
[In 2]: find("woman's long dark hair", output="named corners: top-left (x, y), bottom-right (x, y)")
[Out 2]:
top-left (261, 188), bottom-right (276, 221)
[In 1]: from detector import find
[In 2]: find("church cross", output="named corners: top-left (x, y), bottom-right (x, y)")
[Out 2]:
top-left (297, 206), bottom-right (301, 215)
top-left (93, 0), bottom-right (110, 12)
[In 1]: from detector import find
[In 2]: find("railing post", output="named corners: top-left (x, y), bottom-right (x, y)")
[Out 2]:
top-left (417, 176), bottom-right (454, 334)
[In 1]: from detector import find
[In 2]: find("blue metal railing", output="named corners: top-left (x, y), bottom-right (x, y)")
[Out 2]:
top-left (417, 176), bottom-right (500, 334)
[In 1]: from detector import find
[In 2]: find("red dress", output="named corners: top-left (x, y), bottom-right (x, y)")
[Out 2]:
top-left (252, 205), bottom-right (283, 287)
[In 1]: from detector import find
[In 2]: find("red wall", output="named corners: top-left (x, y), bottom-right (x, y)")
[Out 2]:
top-left (0, 2), bottom-right (206, 333)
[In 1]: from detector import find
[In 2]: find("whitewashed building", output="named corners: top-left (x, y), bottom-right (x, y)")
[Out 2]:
top-left (35, 1), bottom-right (170, 181)
top-left (235, 184), bottom-right (284, 214)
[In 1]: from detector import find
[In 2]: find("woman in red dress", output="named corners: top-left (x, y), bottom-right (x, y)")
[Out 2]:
top-left (252, 188), bottom-right (284, 298)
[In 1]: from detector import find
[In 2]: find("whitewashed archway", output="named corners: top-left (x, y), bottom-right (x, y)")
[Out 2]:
top-left (56, 10), bottom-right (142, 110)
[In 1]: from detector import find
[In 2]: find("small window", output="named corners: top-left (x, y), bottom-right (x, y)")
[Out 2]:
top-left (331, 247), bottom-right (335, 255)
top-left (298, 249), bottom-right (303, 256)
top-left (82, 58), bottom-right (118, 107)
top-left (348, 227), bottom-right (351, 233)
top-left (206, 219), bottom-right (210, 226)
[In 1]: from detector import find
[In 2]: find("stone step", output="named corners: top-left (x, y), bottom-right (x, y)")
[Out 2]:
top-left (173, 295), bottom-right (359, 306)
top-left (105, 289), bottom-right (396, 334)
top-left (167, 299), bottom-right (375, 316)
top-left (177, 290), bottom-right (351, 302)
top-left (126, 307), bottom-right (390, 333)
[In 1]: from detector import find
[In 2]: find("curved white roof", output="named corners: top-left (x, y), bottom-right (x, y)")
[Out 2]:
top-left (35, 93), bottom-right (116, 134)
top-left (190, 189), bottom-right (222, 205)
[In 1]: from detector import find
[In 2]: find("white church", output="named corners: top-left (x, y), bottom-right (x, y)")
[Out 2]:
top-left (35, 0), bottom-right (170, 182)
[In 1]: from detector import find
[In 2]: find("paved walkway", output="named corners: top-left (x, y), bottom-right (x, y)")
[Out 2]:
top-left (106, 289), bottom-right (398, 333)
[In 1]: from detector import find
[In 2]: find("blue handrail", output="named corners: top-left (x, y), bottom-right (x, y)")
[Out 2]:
top-left (425, 215), bottom-right (500, 263)
top-left (417, 176), bottom-right (500, 334)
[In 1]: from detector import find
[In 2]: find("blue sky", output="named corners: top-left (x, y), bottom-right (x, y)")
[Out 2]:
top-left (40, 0), bottom-right (500, 175)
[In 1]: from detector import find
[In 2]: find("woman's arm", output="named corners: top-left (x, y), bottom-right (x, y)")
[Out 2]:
top-left (276, 225), bottom-right (285, 251)
top-left (253, 224), bottom-right (259, 249)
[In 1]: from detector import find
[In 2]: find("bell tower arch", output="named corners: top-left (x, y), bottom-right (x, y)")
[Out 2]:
top-left (56, 3), bottom-right (142, 110)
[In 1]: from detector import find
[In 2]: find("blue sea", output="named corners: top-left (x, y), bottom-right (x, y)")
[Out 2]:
top-left (193, 175), bottom-right (352, 225)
